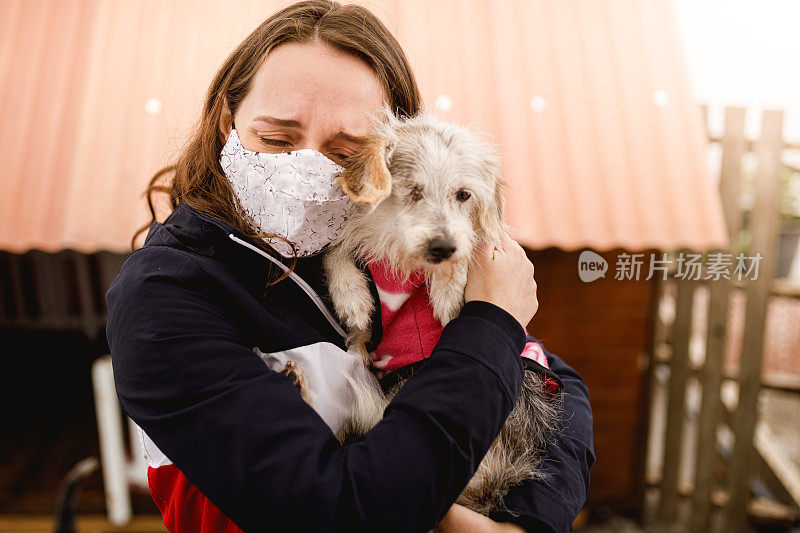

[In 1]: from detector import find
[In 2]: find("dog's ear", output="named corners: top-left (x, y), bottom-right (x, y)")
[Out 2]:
top-left (476, 152), bottom-right (506, 242)
top-left (338, 135), bottom-right (393, 208)
top-left (478, 145), bottom-right (505, 242)
top-left (478, 179), bottom-right (506, 243)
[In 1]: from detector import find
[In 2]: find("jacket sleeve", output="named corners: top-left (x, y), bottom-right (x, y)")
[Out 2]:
top-left (487, 335), bottom-right (596, 533)
top-left (106, 247), bottom-right (526, 533)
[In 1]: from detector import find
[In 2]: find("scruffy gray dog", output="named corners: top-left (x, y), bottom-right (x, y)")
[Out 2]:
top-left (304, 104), bottom-right (563, 516)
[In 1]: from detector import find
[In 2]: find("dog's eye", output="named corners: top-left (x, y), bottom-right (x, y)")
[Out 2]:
top-left (455, 189), bottom-right (471, 202)
top-left (409, 185), bottom-right (424, 202)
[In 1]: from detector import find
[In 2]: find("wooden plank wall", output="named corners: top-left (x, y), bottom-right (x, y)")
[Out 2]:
top-left (0, 250), bottom-right (126, 338)
top-left (526, 246), bottom-right (659, 515)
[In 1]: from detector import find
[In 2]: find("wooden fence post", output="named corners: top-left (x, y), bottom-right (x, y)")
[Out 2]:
top-left (691, 106), bottom-right (746, 531)
top-left (724, 109), bottom-right (784, 531)
top-left (658, 272), bottom-right (695, 521)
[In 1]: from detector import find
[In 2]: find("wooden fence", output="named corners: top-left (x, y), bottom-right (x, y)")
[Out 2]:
top-left (644, 106), bottom-right (800, 532)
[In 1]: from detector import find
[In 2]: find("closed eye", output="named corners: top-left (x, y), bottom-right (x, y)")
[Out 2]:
top-left (259, 137), bottom-right (350, 163)
top-left (259, 137), bottom-right (291, 147)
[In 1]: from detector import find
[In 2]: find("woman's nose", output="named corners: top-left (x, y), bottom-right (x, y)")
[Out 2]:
top-left (298, 145), bottom-right (325, 152)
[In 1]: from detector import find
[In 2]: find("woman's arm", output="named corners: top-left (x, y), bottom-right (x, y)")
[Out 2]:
top-left (435, 503), bottom-right (526, 532)
top-left (106, 246), bottom-right (526, 533)
top-left (485, 336), bottom-right (596, 533)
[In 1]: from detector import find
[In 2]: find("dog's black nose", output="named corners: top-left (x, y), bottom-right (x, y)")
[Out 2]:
top-left (427, 237), bottom-right (457, 261)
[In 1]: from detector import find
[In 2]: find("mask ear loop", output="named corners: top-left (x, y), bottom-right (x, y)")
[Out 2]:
top-left (228, 233), bottom-right (348, 339)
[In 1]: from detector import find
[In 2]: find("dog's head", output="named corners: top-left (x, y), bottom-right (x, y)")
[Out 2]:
top-left (337, 103), bottom-right (505, 272)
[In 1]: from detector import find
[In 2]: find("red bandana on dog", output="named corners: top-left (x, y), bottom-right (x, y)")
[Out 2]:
top-left (367, 260), bottom-right (555, 388)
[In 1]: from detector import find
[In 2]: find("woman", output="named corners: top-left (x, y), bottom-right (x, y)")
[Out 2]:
top-left (106, 1), bottom-right (594, 532)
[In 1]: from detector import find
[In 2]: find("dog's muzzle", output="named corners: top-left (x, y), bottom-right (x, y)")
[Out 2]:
top-left (426, 236), bottom-right (457, 263)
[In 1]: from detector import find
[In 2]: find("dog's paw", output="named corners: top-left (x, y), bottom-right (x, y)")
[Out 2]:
top-left (337, 288), bottom-right (374, 333)
top-left (280, 360), bottom-right (311, 404)
top-left (432, 297), bottom-right (463, 326)
top-left (346, 328), bottom-right (374, 365)
top-left (323, 249), bottom-right (374, 332)
top-left (429, 262), bottom-right (468, 325)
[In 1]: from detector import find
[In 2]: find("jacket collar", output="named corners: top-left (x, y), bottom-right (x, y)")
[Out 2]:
top-left (144, 199), bottom-right (383, 350)
top-left (144, 199), bottom-right (277, 295)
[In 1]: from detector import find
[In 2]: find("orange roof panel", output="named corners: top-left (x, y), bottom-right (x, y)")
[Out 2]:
top-left (0, 0), bottom-right (728, 254)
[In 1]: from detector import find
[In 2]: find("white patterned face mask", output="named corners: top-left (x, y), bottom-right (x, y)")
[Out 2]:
top-left (219, 128), bottom-right (352, 258)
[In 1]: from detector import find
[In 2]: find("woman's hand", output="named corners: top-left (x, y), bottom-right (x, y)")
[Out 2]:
top-left (432, 504), bottom-right (526, 532)
top-left (465, 230), bottom-right (539, 329)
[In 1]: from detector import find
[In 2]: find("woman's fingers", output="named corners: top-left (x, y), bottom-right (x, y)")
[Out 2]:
top-left (465, 231), bottom-right (539, 328)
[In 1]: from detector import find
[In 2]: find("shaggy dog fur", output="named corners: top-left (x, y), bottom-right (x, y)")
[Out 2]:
top-left (291, 103), bottom-right (564, 517)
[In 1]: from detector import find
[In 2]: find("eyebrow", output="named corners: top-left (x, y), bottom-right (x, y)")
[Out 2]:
top-left (252, 115), bottom-right (369, 144)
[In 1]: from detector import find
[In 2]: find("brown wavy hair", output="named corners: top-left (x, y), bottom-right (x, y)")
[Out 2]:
top-left (132, 0), bottom-right (421, 286)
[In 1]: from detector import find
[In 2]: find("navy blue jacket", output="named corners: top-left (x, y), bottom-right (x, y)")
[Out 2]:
top-left (106, 200), bottom-right (595, 532)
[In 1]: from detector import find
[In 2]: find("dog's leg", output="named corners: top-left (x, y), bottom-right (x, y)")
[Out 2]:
top-left (323, 245), bottom-right (374, 364)
top-left (429, 260), bottom-right (468, 326)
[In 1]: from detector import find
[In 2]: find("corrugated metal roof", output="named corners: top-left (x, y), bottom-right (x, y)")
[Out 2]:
top-left (0, 0), bottom-right (728, 253)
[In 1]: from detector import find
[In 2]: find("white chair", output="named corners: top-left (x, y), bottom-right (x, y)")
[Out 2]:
top-left (91, 354), bottom-right (149, 525)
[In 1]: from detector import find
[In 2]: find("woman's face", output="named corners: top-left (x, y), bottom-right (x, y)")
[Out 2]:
top-left (224, 40), bottom-right (388, 167)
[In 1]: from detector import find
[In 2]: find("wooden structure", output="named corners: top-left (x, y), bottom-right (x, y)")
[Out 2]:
top-left (645, 106), bottom-right (800, 532)
top-left (0, 250), bottom-right (125, 340)
top-left (526, 246), bottom-right (659, 515)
